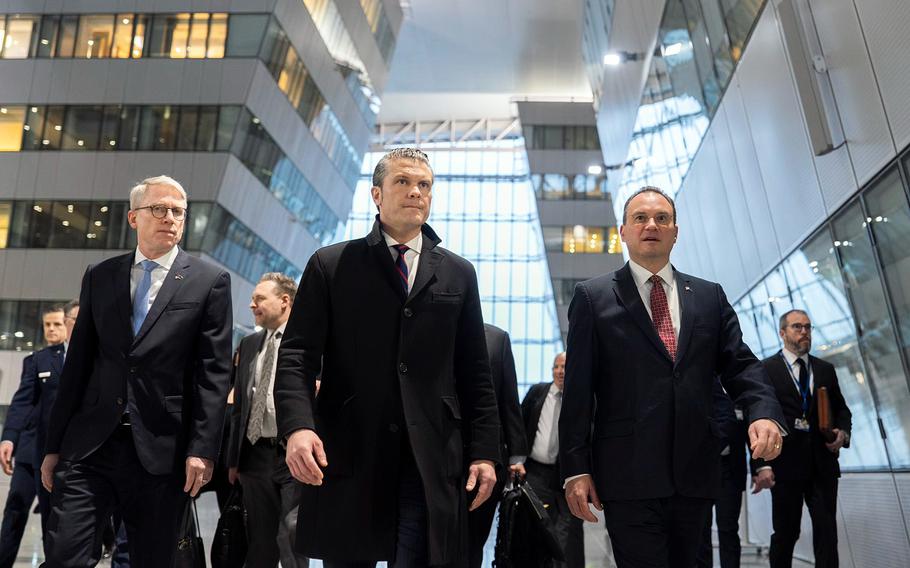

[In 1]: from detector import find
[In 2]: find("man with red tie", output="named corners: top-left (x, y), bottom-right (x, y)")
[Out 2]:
top-left (560, 186), bottom-right (786, 568)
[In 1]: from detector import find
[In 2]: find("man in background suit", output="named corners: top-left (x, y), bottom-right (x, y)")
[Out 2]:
top-left (751, 309), bottom-right (851, 568)
top-left (0, 305), bottom-right (67, 567)
top-left (40, 175), bottom-right (233, 567)
top-left (276, 148), bottom-right (500, 567)
top-left (696, 380), bottom-right (748, 568)
top-left (466, 323), bottom-right (528, 568)
top-left (227, 272), bottom-right (307, 568)
top-left (561, 186), bottom-right (785, 568)
top-left (523, 352), bottom-right (584, 568)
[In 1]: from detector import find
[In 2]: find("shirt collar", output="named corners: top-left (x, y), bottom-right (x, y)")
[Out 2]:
top-left (549, 382), bottom-right (562, 396)
top-left (382, 230), bottom-right (422, 255)
top-left (270, 322), bottom-right (287, 340)
top-left (781, 347), bottom-right (809, 368)
top-left (134, 246), bottom-right (178, 271)
top-left (629, 259), bottom-right (675, 291)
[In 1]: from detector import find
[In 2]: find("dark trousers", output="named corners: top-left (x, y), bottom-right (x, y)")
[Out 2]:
top-left (0, 461), bottom-right (37, 568)
top-left (603, 494), bottom-right (712, 568)
top-left (467, 470), bottom-right (506, 568)
top-left (696, 457), bottom-right (744, 568)
top-left (237, 438), bottom-right (308, 568)
top-left (525, 459), bottom-right (584, 568)
top-left (769, 477), bottom-right (838, 568)
top-left (323, 447), bottom-right (430, 568)
top-left (37, 471), bottom-right (51, 540)
top-left (43, 425), bottom-right (186, 568)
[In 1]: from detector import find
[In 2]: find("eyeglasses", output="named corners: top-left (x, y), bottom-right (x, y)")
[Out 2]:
top-left (628, 212), bottom-right (674, 227)
top-left (134, 204), bottom-right (186, 221)
top-left (788, 323), bottom-right (812, 332)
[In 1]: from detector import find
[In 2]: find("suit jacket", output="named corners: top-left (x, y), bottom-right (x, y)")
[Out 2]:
top-left (275, 219), bottom-right (501, 565)
top-left (46, 248), bottom-right (233, 476)
top-left (226, 329), bottom-right (267, 469)
top-left (521, 382), bottom-right (553, 460)
top-left (751, 351), bottom-right (851, 481)
top-left (483, 324), bottom-right (528, 467)
top-left (560, 262), bottom-right (784, 501)
top-left (712, 378), bottom-right (747, 491)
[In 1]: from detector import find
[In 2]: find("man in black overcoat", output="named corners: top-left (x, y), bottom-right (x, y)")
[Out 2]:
top-left (275, 148), bottom-right (501, 568)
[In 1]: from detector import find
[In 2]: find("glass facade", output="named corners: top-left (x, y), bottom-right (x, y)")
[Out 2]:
top-left (341, 141), bottom-right (563, 391)
top-left (581, 0), bottom-right (616, 103)
top-left (0, 300), bottom-right (68, 351)
top-left (531, 173), bottom-right (608, 200)
top-left (733, 150), bottom-right (910, 471)
top-left (606, 0), bottom-right (767, 222)
top-left (0, 103), bottom-right (340, 245)
top-left (359, 0), bottom-right (396, 63)
top-left (0, 199), bottom-right (302, 284)
top-left (522, 125), bottom-right (601, 151)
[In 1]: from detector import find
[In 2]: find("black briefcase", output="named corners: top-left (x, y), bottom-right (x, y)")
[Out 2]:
top-left (175, 497), bottom-right (207, 568)
top-left (493, 477), bottom-right (565, 567)
top-left (211, 486), bottom-right (247, 568)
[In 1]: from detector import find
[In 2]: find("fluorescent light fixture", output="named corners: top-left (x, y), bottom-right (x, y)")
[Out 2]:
top-left (587, 164), bottom-right (603, 175)
top-left (663, 42), bottom-right (685, 57)
top-left (602, 53), bottom-right (622, 66)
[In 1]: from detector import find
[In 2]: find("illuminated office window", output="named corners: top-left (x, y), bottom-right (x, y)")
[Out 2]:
top-left (111, 14), bottom-right (135, 58)
top-left (57, 15), bottom-right (78, 57)
top-left (1, 15), bottom-right (38, 58)
top-left (206, 14), bottom-right (227, 58)
top-left (542, 225), bottom-right (617, 254)
top-left (0, 203), bottom-right (10, 248)
top-left (75, 14), bottom-right (114, 59)
top-left (0, 107), bottom-right (25, 151)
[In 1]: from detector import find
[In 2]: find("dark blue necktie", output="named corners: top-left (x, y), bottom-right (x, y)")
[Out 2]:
top-left (132, 260), bottom-right (158, 335)
top-left (393, 244), bottom-right (409, 295)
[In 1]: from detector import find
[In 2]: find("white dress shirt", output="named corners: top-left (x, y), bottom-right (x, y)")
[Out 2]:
top-left (130, 245), bottom-right (179, 309)
top-left (781, 347), bottom-right (814, 394)
top-left (251, 322), bottom-right (286, 439)
top-left (383, 230), bottom-right (422, 293)
top-left (628, 260), bottom-right (680, 339)
top-left (529, 383), bottom-right (563, 465)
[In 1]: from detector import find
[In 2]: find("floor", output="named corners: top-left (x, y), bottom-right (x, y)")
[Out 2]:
top-left (0, 476), bottom-right (809, 567)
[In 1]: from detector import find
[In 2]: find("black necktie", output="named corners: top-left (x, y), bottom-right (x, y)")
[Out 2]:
top-left (796, 358), bottom-right (811, 410)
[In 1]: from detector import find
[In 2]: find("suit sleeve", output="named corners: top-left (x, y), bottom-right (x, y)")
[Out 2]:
top-left (1, 355), bottom-right (37, 449)
top-left (226, 346), bottom-right (242, 468)
top-left (560, 282), bottom-right (597, 481)
top-left (498, 331), bottom-right (528, 459)
top-left (275, 252), bottom-right (327, 438)
top-left (714, 285), bottom-right (786, 431)
top-left (46, 266), bottom-right (100, 455)
top-left (828, 364), bottom-right (852, 447)
top-left (454, 265), bottom-right (501, 464)
top-left (712, 377), bottom-right (736, 451)
top-left (186, 270), bottom-right (232, 461)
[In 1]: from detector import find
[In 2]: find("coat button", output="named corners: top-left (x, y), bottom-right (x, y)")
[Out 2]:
top-left (673, 372), bottom-right (680, 379)
top-left (129, 367), bottom-right (136, 374)
top-left (389, 424), bottom-right (399, 433)
top-left (399, 363), bottom-right (408, 374)
top-left (116, 397), bottom-right (124, 405)
top-left (403, 308), bottom-right (413, 318)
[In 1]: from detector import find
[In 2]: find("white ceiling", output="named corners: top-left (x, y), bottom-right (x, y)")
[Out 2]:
top-left (378, 0), bottom-right (594, 123)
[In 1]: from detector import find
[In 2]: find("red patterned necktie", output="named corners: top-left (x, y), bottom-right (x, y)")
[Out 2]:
top-left (649, 275), bottom-right (677, 360)
top-left (393, 244), bottom-right (409, 295)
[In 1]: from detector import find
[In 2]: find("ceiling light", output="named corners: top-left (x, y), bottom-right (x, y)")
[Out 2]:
top-left (122, 18), bottom-right (131, 25)
top-left (587, 164), bottom-right (603, 175)
top-left (94, 221), bottom-right (102, 226)
top-left (0, 108), bottom-right (6, 114)
top-left (62, 220), bottom-right (70, 227)
top-left (662, 42), bottom-right (685, 57)
top-left (603, 53), bottom-right (622, 66)
top-left (100, 206), bottom-right (109, 213)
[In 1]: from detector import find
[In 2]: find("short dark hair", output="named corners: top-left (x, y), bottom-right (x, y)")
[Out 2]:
top-left (64, 299), bottom-right (79, 318)
top-left (622, 186), bottom-right (677, 224)
top-left (779, 309), bottom-right (809, 330)
top-left (41, 304), bottom-right (65, 319)
top-left (259, 272), bottom-right (298, 302)
top-left (371, 148), bottom-right (433, 188)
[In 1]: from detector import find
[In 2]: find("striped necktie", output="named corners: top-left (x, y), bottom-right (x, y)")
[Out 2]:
top-left (392, 244), bottom-right (409, 295)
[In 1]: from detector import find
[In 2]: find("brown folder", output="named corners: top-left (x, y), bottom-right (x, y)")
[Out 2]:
top-left (817, 386), bottom-right (836, 443)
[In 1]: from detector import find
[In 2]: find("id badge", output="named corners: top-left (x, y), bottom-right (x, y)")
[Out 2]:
top-left (794, 417), bottom-right (810, 432)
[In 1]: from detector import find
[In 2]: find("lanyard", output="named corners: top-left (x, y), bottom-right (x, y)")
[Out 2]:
top-left (781, 352), bottom-right (811, 416)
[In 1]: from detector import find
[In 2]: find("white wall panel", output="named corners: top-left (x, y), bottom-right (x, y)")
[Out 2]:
top-left (853, 0), bottom-right (910, 152)
top-left (841, 473), bottom-right (910, 567)
top-left (720, 81), bottom-right (780, 277)
top-left (809, 0), bottom-right (895, 187)
top-left (737, 7), bottom-right (825, 258)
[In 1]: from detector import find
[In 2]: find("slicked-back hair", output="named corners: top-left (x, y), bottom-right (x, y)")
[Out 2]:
top-left (622, 186), bottom-right (677, 225)
top-left (259, 272), bottom-right (298, 303)
top-left (779, 309), bottom-right (809, 330)
top-left (371, 148), bottom-right (433, 188)
top-left (129, 175), bottom-right (188, 209)
top-left (42, 304), bottom-right (65, 319)
top-left (64, 299), bottom-right (79, 318)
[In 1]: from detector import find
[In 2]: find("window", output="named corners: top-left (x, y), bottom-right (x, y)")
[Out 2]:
top-left (74, 14), bottom-right (114, 58)
top-left (542, 225), bottom-right (616, 254)
top-left (186, 13), bottom-right (209, 58)
top-left (0, 203), bottom-right (10, 248)
top-left (224, 14), bottom-right (268, 57)
top-left (0, 106), bottom-right (25, 151)
top-left (111, 14), bottom-right (135, 59)
top-left (1, 15), bottom-right (38, 58)
top-left (0, 300), bottom-right (68, 351)
top-left (36, 15), bottom-right (60, 57)
top-left (148, 13), bottom-right (191, 58)
top-left (61, 106), bottom-right (103, 150)
top-left (206, 13), bottom-right (227, 58)
top-left (138, 106), bottom-right (178, 150)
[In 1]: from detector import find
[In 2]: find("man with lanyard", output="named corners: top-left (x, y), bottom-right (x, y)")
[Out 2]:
top-left (751, 309), bottom-right (852, 568)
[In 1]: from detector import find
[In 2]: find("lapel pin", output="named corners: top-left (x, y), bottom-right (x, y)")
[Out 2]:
top-left (175, 274), bottom-right (184, 280)
top-left (685, 286), bottom-right (691, 292)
